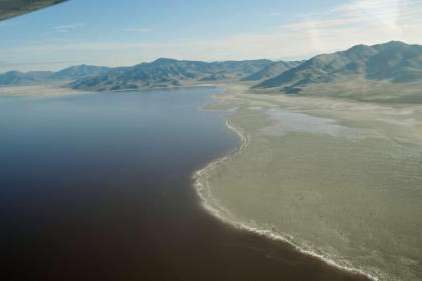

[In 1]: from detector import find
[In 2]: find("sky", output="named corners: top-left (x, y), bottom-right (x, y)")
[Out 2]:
top-left (1, 0), bottom-right (422, 72)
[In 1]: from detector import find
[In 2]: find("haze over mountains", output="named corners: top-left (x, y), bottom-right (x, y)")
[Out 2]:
top-left (0, 65), bottom-right (110, 86)
top-left (1, 41), bottom-right (422, 102)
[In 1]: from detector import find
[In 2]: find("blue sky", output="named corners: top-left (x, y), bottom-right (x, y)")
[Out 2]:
top-left (1, 0), bottom-right (422, 71)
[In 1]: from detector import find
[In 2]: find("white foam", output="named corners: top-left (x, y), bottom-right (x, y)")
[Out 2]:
top-left (192, 119), bottom-right (380, 281)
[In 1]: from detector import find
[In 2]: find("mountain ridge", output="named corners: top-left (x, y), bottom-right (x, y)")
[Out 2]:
top-left (0, 64), bottom-right (111, 86)
top-left (242, 61), bottom-right (302, 81)
top-left (2, 41), bottom-right (422, 102)
top-left (69, 58), bottom-right (275, 91)
top-left (255, 41), bottom-right (422, 90)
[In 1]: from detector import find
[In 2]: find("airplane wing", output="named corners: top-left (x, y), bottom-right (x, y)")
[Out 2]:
top-left (0, 0), bottom-right (67, 21)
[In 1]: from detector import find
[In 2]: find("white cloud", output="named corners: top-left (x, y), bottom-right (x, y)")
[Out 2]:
top-left (54, 23), bottom-right (85, 33)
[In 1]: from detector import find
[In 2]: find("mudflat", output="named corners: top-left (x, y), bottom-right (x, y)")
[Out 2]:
top-left (200, 84), bottom-right (422, 281)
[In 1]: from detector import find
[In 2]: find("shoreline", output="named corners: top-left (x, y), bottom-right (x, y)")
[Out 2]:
top-left (81, 83), bottom-right (218, 93)
top-left (0, 83), bottom-right (89, 97)
top-left (0, 82), bottom-right (217, 96)
top-left (192, 91), bottom-right (379, 281)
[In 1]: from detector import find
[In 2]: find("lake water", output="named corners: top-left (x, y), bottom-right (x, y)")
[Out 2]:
top-left (0, 87), bottom-right (368, 281)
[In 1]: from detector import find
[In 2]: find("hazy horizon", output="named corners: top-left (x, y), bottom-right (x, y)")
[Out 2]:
top-left (1, 0), bottom-right (422, 72)
top-left (0, 39), bottom-right (419, 74)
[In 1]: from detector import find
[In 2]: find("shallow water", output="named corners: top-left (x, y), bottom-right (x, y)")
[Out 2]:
top-left (0, 88), bottom-right (368, 281)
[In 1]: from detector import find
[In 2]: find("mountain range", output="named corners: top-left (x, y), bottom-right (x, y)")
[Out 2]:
top-left (255, 41), bottom-right (422, 90)
top-left (0, 59), bottom-right (279, 90)
top-left (1, 41), bottom-right (422, 102)
top-left (69, 58), bottom-right (274, 91)
top-left (0, 64), bottom-right (110, 86)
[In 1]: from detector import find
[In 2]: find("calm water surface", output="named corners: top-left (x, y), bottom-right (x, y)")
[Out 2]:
top-left (0, 88), bottom-right (368, 281)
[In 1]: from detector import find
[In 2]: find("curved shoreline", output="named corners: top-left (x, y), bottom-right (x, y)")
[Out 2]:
top-left (192, 117), bottom-right (379, 281)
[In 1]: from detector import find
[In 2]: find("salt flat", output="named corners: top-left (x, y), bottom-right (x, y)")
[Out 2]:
top-left (201, 85), bottom-right (422, 281)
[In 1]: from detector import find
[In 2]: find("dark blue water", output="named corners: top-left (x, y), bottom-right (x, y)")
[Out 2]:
top-left (0, 87), bottom-right (368, 281)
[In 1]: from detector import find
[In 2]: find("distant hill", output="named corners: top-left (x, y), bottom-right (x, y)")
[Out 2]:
top-left (70, 58), bottom-right (273, 91)
top-left (242, 61), bottom-right (301, 81)
top-left (0, 65), bottom-right (110, 86)
top-left (0, 59), bottom-right (272, 90)
top-left (51, 65), bottom-right (111, 80)
top-left (255, 41), bottom-right (422, 90)
top-left (0, 70), bottom-right (54, 85)
top-left (207, 59), bottom-right (273, 79)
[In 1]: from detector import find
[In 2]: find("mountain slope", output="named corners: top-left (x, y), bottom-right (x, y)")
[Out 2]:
top-left (256, 41), bottom-right (422, 89)
top-left (70, 58), bottom-right (273, 91)
top-left (51, 65), bottom-right (111, 80)
top-left (0, 71), bottom-right (54, 85)
top-left (70, 59), bottom-right (209, 91)
top-left (0, 65), bottom-right (111, 86)
top-left (0, 59), bottom-right (272, 89)
top-left (242, 61), bottom-right (301, 81)
top-left (208, 59), bottom-right (273, 78)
